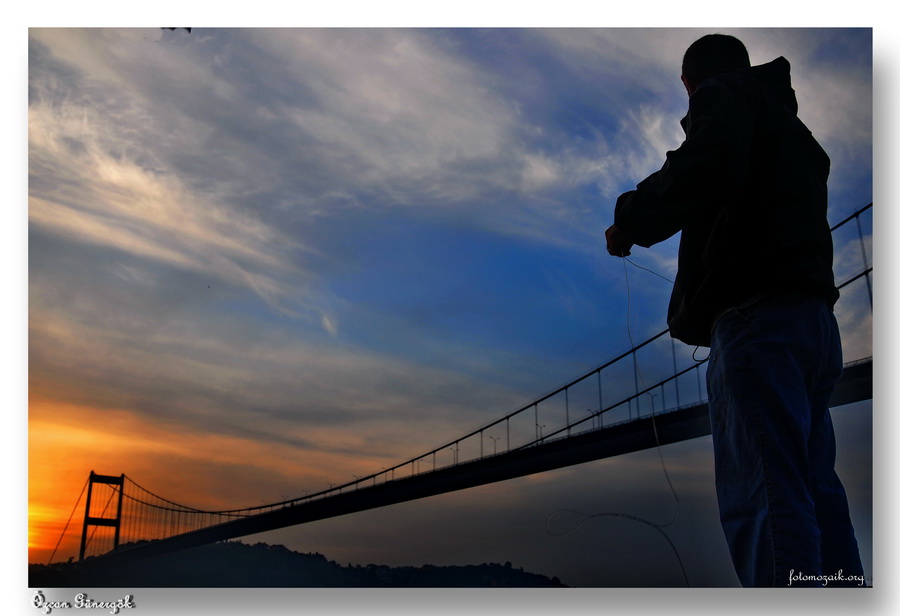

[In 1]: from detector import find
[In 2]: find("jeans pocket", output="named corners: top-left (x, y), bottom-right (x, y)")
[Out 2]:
top-left (714, 307), bottom-right (747, 341)
top-left (710, 306), bottom-right (752, 364)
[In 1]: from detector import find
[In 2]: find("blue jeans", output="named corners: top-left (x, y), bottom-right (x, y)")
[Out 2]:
top-left (707, 292), bottom-right (865, 587)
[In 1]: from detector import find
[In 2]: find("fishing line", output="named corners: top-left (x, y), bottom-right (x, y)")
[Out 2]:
top-left (544, 254), bottom-right (689, 586)
top-left (624, 257), bottom-right (674, 284)
top-left (622, 257), bottom-right (680, 522)
top-left (626, 257), bottom-right (706, 361)
top-left (545, 509), bottom-right (689, 586)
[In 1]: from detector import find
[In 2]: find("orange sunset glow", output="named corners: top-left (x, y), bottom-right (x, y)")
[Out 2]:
top-left (28, 392), bottom-right (404, 564)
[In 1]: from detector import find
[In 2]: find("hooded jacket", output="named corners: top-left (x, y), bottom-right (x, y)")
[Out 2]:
top-left (614, 57), bottom-right (838, 347)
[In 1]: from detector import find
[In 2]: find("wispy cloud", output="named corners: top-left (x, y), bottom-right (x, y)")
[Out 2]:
top-left (28, 62), bottom-right (324, 322)
top-left (256, 30), bottom-right (518, 198)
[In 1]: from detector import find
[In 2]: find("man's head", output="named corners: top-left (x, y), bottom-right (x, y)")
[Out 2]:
top-left (680, 34), bottom-right (750, 96)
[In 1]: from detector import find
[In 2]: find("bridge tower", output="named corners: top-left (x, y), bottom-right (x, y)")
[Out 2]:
top-left (78, 471), bottom-right (125, 561)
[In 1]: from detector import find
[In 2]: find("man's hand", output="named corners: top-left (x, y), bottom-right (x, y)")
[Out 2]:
top-left (605, 225), bottom-right (633, 258)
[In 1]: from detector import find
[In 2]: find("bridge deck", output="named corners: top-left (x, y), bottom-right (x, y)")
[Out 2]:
top-left (82, 358), bottom-right (871, 569)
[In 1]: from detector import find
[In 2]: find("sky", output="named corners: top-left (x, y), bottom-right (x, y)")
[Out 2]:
top-left (21, 21), bottom-right (876, 598)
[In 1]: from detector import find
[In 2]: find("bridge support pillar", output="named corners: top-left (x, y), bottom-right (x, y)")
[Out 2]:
top-left (79, 471), bottom-right (125, 561)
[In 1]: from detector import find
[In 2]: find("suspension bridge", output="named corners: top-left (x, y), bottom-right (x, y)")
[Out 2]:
top-left (55, 203), bottom-right (873, 570)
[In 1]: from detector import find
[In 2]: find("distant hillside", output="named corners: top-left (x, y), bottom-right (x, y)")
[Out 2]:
top-left (29, 541), bottom-right (567, 588)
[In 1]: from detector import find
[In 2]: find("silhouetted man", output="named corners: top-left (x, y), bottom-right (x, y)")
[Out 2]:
top-left (605, 34), bottom-right (865, 587)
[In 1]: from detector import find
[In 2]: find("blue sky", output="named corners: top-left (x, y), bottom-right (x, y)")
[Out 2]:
top-left (22, 21), bottom-right (876, 599)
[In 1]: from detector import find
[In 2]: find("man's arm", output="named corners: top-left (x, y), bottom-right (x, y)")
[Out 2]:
top-left (607, 81), bottom-right (755, 253)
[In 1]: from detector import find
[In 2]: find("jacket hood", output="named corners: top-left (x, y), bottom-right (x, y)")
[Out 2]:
top-left (697, 56), bottom-right (799, 116)
top-left (747, 56), bottom-right (798, 115)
